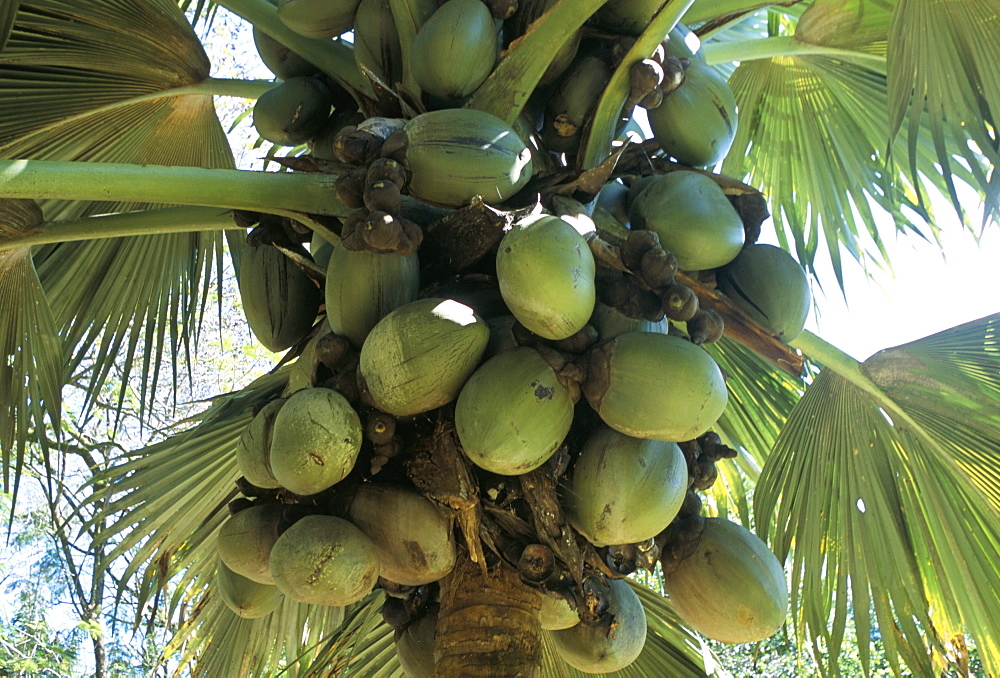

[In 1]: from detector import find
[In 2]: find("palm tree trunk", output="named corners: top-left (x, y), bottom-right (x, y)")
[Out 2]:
top-left (434, 554), bottom-right (542, 677)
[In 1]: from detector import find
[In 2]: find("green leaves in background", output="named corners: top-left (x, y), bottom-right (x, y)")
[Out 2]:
top-left (712, 0), bottom-right (997, 286)
top-left (1, 0), bottom-right (235, 442)
top-left (756, 315), bottom-right (1000, 676)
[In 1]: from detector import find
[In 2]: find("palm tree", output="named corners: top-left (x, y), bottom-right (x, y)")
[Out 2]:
top-left (1, 0), bottom-right (998, 675)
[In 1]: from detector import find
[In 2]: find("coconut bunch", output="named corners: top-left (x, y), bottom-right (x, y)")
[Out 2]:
top-left (226, 1), bottom-right (815, 673)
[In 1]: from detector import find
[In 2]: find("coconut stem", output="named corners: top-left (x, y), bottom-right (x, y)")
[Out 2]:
top-left (701, 35), bottom-right (886, 71)
top-left (0, 206), bottom-right (240, 251)
top-left (0, 160), bottom-right (350, 218)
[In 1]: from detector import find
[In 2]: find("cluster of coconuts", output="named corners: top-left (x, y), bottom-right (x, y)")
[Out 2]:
top-left (225, 0), bottom-right (815, 674)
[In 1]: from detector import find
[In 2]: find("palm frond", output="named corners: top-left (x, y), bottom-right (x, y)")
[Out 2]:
top-left (0, 198), bottom-right (61, 496)
top-left (886, 0), bottom-right (1000, 226)
top-left (2, 0), bottom-right (235, 422)
top-left (86, 368), bottom-right (287, 616)
top-left (756, 316), bottom-right (1000, 676)
top-left (0, 1), bottom-right (18, 54)
top-left (703, 337), bottom-right (806, 525)
top-left (712, 0), bottom-right (992, 287)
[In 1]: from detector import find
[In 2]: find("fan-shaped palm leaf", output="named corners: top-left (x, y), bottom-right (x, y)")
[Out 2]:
top-left (755, 316), bottom-right (1000, 676)
top-left (1, 0), bottom-right (237, 426)
top-left (705, 0), bottom-right (994, 286)
top-left (85, 368), bottom-right (287, 616)
top-left (0, 198), bottom-right (61, 494)
top-left (0, 1), bottom-right (18, 55)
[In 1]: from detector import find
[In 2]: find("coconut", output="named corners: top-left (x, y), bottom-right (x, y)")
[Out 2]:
top-left (455, 346), bottom-right (574, 475)
top-left (217, 503), bottom-right (284, 585)
top-left (359, 298), bottom-right (489, 416)
top-left (269, 515), bottom-right (380, 607)
top-left (349, 484), bottom-right (456, 586)
top-left (564, 426), bottom-right (687, 547)
top-left (216, 559), bottom-right (283, 619)
top-left (583, 332), bottom-right (728, 442)
top-left (549, 578), bottom-right (647, 673)
top-left (268, 387), bottom-right (363, 496)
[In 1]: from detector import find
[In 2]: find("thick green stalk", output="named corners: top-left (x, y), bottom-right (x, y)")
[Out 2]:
top-left (0, 207), bottom-right (239, 252)
top-left (465, 0), bottom-right (613, 123)
top-left (0, 160), bottom-right (349, 217)
top-left (681, 0), bottom-right (784, 25)
top-left (216, 0), bottom-right (372, 95)
top-left (580, 0), bottom-right (698, 169)
top-left (702, 35), bottom-right (885, 71)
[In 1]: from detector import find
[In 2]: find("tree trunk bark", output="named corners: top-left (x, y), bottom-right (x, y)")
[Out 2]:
top-left (91, 622), bottom-right (107, 678)
top-left (434, 553), bottom-right (542, 677)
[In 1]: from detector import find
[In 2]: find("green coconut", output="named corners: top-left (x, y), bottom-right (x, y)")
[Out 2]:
top-left (325, 245), bottom-right (420, 348)
top-left (538, 592), bottom-right (579, 631)
top-left (629, 171), bottom-right (744, 272)
top-left (252, 77), bottom-right (332, 147)
top-left (647, 60), bottom-right (738, 167)
top-left (238, 239), bottom-right (322, 352)
top-left (564, 426), bottom-right (687, 547)
top-left (589, 302), bottom-right (666, 342)
top-left (216, 559), bottom-right (283, 619)
top-left (269, 515), bottom-right (380, 606)
top-left (403, 109), bottom-right (533, 207)
top-left (349, 484), bottom-right (456, 585)
top-left (549, 579), bottom-right (647, 673)
top-left (583, 332), bottom-right (728, 442)
top-left (217, 503), bottom-right (284, 585)
top-left (396, 609), bottom-right (437, 677)
top-left (359, 298), bottom-right (489, 416)
top-left (268, 387), bottom-right (363, 496)
top-left (663, 518), bottom-right (788, 644)
top-left (717, 243), bottom-right (812, 341)
top-left (496, 214), bottom-right (596, 340)
top-left (235, 398), bottom-right (284, 489)
top-left (411, 0), bottom-right (497, 101)
top-left (277, 0), bottom-right (359, 39)
top-left (455, 346), bottom-right (574, 475)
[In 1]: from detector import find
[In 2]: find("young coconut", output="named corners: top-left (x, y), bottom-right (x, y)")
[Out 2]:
top-left (216, 503), bottom-right (284, 585)
top-left (663, 517), bottom-right (788, 644)
top-left (349, 484), bottom-right (457, 586)
top-left (359, 298), bottom-right (489, 416)
top-left (583, 332), bottom-right (728, 442)
top-left (563, 426), bottom-right (687, 547)
top-left (216, 559), bottom-right (283, 619)
top-left (549, 578), bottom-right (647, 673)
top-left (269, 515), bottom-right (380, 607)
top-left (496, 214), bottom-right (596, 341)
top-left (234, 399), bottom-right (284, 489)
top-left (455, 346), bottom-right (574, 476)
top-left (268, 387), bottom-right (363, 496)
